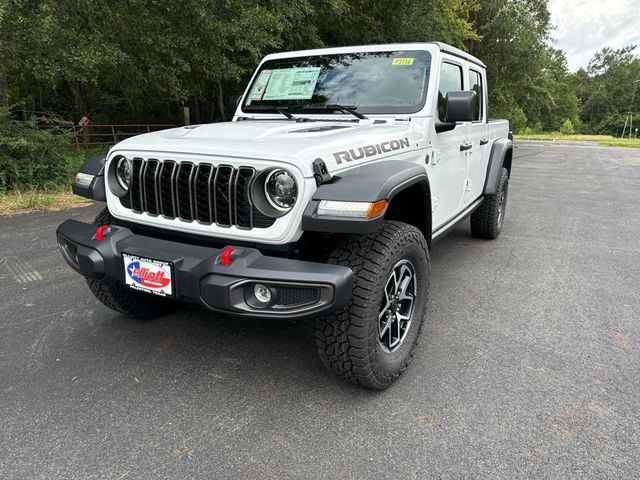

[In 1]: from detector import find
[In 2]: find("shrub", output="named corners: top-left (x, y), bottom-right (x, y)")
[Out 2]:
top-left (521, 124), bottom-right (543, 135)
top-left (559, 119), bottom-right (575, 135)
top-left (528, 122), bottom-right (543, 134)
top-left (506, 106), bottom-right (528, 133)
top-left (0, 106), bottom-right (86, 193)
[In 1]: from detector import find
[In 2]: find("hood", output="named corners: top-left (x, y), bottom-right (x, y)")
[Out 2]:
top-left (111, 119), bottom-right (424, 177)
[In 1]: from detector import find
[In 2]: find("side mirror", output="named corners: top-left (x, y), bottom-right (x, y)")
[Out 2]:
top-left (445, 91), bottom-right (477, 123)
top-left (228, 95), bottom-right (242, 117)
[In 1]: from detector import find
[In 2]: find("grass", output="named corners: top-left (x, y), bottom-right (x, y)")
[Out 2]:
top-left (0, 190), bottom-right (91, 215)
top-left (515, 133), bottom-right (640, 148)
top-left (595, 138), bottom-right (640, 148)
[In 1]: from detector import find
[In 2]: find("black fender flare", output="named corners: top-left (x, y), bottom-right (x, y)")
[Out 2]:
top-left (72, 153), bottom-right (107, 201)
top-left (302, 160), bottom-right (431, 234)
top-left (483, 138), bottom-right (512, 195)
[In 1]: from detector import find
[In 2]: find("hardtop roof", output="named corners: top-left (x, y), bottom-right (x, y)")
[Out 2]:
top-left (262, 42), bottom-right (486, 69)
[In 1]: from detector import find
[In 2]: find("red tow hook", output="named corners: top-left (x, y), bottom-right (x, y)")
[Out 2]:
top-left (219, 247), bottom-right (235, 266)
top-left (94, 225), bottom-right (109, 241)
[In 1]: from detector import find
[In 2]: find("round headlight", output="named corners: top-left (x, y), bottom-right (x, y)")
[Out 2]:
top-left (264, 169), bottom-right (297, 211)
top-left (115, 157), bottom-right (131, 190)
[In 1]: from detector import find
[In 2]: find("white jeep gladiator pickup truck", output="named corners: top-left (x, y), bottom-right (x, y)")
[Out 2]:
top-left (57, 42), bottom-right (512, 389)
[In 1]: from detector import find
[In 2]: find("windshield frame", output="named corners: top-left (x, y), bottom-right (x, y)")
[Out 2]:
top-left (240, 49), bottom-right (433, 116)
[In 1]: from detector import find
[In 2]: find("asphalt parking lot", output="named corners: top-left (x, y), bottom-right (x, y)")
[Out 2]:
top-left (1, 142), bottom-right (639, 479)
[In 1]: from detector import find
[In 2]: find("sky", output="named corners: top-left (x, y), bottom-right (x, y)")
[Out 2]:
top-left (548, 0), bottom-right (640, 71)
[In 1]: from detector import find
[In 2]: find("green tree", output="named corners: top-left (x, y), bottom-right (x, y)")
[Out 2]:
top-left (467, 0), bottom-right (578, 131)
top-left (574, 46), bottom-right (640, 135)
top-left (1, 0), bottom-right (482, 124)
top-left (1, 0), bottom-right (326, 123)
top-left (0, 0), bottom-right (585, 133)
top-left (316, 0), bottom-right (479, 48)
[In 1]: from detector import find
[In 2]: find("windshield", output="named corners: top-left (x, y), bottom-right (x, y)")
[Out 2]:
top-left (242, 50), bottom-right (432, 115)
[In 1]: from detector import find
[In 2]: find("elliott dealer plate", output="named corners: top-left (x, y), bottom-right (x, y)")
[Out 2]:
top-left (123, 253), bottom-right (173, 297)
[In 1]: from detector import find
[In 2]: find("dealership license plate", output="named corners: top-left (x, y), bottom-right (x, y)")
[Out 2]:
top-left (123, 253), bottom-right (173, 297)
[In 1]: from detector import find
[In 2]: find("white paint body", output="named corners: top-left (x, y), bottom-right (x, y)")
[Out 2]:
top-left (105, 43), bottom-right (509, 244)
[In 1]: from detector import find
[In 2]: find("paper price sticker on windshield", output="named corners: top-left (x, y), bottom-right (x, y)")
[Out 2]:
top-left (249, 70), bottom-right (272, 102)
top-left (392, 58), bottom-right (414, 66)
top-left (263, 67), bottom-right (321, 101)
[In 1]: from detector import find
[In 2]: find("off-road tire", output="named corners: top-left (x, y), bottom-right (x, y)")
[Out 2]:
top-left (315, 221), bottom-right (430, 389)
top-left (470, 167), bottom-right (509, 239)
top-left (86, 208), bottom-right (177, 320)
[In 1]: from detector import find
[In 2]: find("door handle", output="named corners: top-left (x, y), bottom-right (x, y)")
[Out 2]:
top-left (480, 138), bottom-right (489, 146)
top-left (460, 142), bottom-right (472, 151)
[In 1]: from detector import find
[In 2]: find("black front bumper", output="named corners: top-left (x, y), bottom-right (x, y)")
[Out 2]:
top-left (56, 219), bottom-right (353, 318)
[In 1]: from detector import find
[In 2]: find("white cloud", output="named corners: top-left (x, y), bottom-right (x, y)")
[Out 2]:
top-left (548, 0), bottom-right (640, 71)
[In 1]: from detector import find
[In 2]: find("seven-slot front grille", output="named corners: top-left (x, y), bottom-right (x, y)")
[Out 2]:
top-left (124, 158), bottom-right (274, 229)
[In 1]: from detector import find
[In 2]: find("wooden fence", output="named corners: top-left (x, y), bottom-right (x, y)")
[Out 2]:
top-left (39, 124), bottom-right (176, 148)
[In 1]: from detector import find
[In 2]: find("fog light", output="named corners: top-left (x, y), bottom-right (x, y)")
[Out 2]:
top-left (254, 283), bottom-right (272, 304)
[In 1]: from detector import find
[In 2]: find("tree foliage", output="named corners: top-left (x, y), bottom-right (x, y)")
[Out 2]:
top-left (0, 105), bottom-right (84, 192)
top-left (573, 46), bottom-right (640, 135)
top-left (0, 0), bottom-right (477, 124)
top-left (0, 0), bottom-right (635, 137)
top-left (316, 0), bottom-right (479, 48)
top-left (0, 0), bottom-right (479, 125)
top-left (466, 0), bottom-right (578, 132)
top-left (2, 0), bottom-right (316, 123)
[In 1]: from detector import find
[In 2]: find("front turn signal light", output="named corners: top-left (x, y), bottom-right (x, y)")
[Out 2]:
top-left (316, 199), bottom-right (388, 219)
top-left (366, 200), bottom-right (388, 219)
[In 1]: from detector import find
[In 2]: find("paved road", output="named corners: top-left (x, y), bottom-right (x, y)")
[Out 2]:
top-left (1, 143), bottom-right (639, 479)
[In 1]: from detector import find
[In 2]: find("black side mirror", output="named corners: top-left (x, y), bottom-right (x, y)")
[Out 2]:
top-left (445, 91), bottom-right (477, 123)
top-left (435, 122), bottom-right (456, 133)
top-left (228, 95), bottom-right (242, 117)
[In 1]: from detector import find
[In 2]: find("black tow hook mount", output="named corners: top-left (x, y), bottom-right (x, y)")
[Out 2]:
top-left (312, 158), bottom-right (332, 186)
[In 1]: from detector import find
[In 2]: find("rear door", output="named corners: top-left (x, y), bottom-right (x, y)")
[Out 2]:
top-left (431, 58), bottom-right (469, 227)
top-left (465, 66), bottom-right (489, 203)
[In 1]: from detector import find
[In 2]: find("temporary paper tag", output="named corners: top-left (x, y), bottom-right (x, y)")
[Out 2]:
top-left (392, 58), bottom-right (415, 66)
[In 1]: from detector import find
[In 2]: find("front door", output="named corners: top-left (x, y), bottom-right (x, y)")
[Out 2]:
top-left (431, 59), bottom-right (469, 228)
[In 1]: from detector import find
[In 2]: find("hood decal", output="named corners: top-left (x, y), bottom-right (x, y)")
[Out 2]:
top-left (333, 137), bottom-right (411, 164)
top-left (113, 120), bottom-right (420, 177)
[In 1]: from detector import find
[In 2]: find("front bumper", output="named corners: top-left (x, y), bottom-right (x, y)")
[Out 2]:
top-left (56, 219), bottom-right (353, 318)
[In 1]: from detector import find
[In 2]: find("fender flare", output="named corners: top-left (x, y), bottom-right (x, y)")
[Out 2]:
top-left (483, 138), bottom-right (512, 195)
top-left (72, 153), bottom-right (107, 201)
top-left (302, 160), bottom-right (431, 234)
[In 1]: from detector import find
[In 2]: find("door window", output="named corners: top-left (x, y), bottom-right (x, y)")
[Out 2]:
top-left (438, 62), bottom-right (463, 120)
top-left (468, 70), bottom-right (484, 121)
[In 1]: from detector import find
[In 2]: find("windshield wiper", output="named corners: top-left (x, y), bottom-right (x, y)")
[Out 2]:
top-left (303, 103), bottom-right (368, 120)
top-left (243, 105), bottom-right (296, 120)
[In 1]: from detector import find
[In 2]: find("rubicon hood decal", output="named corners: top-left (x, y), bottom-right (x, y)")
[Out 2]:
top-left (332, 137), bottom-right (411, 164)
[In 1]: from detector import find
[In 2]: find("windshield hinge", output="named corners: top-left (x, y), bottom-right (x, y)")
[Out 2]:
top-left (312, 158), bottom-right (332, 186)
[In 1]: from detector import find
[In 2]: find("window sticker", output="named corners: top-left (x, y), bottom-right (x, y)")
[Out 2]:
top-left (262, 67), bottom-right (322, 100)
top-left (392, 58), bottom-right (415, 66)
top-left (249, 70), bottom-right (273, 103)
